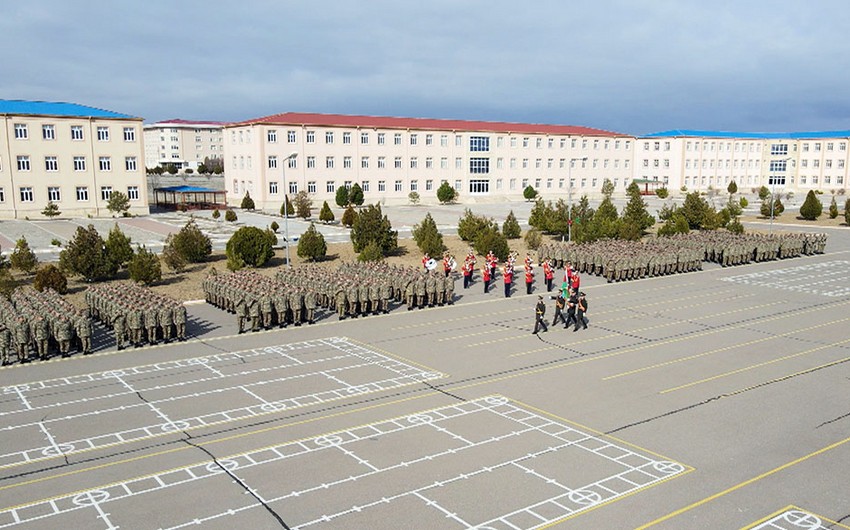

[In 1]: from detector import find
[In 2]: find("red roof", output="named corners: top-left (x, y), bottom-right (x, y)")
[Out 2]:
top-left (229, 112), bottom-right (626, 137)
top-left (155, 118), bottom-right (229, 126)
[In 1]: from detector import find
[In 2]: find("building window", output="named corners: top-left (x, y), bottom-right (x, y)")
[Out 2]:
top-left (123, 127), bottom-right (136, 142)
top-left (394, 133), bottom-right (402, 145)
top-left (20, 187), bottom-right (33, 202)
top-left (42, 124), bottom-right (55, 140)
top-left (326, 156), bottom-right (334, 169)
top-left (73, 156), bottom-right (86, 171)
top-left (127, 186), bottom-right (139, 201)
top-left (268, 156), bottom-right (278, 169)
top-left (770, 144), bottom-right (788, 155)
top-left (325, 131), bottom-right (334, 144)
top-left (47, 186), bottom-right (60, 201)
top-left (470, 136), bottom-right (490, 152)
top-left (340, 131), bottom-right (350, 144)
top-left (361, 156), bottom-right (369, 169)
top-left (378, 180), bottom-right (386, 192)
top-left (70, 125), bottom-right (84, 141)
top-left (377, 156), bottom-right (386, 169)
top-left (410, 157), bottom-right (418, 169)
top-left (410, 180), bottom-right (418, 192)
top-left (343, 156), bottom-right (352, 169)
top-left (0, 187), bottom-right (4, 202)
top-left (101, 186), bottom-right (113, 200)
top-left (377, 132), bottom-right (385, 145)
top-left (269, 181), bottom-right (279, 194)
top-left (469, 158), bottom-right (490, 174)
top-left (16, 156), bottom-right (30, 171)
top-left (426, 157), bottom-right (433, 169)
top-left (455, 157), bottom-right (463, 169)
top-left (536, 138), bottom-right (542, 148)
top-left (441, 135), bottom-right (449, 147)
top-left (361, 181), bottom-right (370, 192)
top-left (99, 157), bottom-right (112, 171)
top-left (287, 130), bottom-right (296, 143)
top-left (394, 180), bottom-right (403, 192)
top-left (455, 135), bottom-right (463, 147)
top-left (289, 181), bottom-right (298, 194)
top-left (327, 181), bottom-right (335, 193)
top-left (426, 180), bottom-right (433, 191)
top-left (97, 126), bottom-right (109, 141)
top-left (454, 179), bottom-right (462, 191)
top-left (306, 131), bottom-right (315, 143)
top-left (361, 132), bottom-right (369, 144)
top-left (469, 179), bottom-right (489, 194)
top-left (425, 134), bottom-right (433, 146)
top-left (76, 186), bottom-right (88, 201)
top-left (410, 134), bottom-right (417, 146)
top-left (45, 156), bottom-right (58, 172)
top-left (267, 129), bottom-right (278, 143)
top-left (14, 123), bottom-right (28, 139)
top-left (307, 181), bottom-right (317, 193)
top-left (307, 156), bottom-right (315, 169)
top-left (394, 157), bottom-right (402, 169)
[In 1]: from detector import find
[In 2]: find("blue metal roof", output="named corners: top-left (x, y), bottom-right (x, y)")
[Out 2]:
top-left (155, 186), bottom-right (222, 193)
top-left (643, 129), bottom-right (850, 140)
top-left (0, 99), bottom-right (137, 119)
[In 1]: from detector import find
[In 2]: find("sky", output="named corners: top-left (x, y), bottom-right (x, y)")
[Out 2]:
top-left (2, 0), bottom-right (850, 136)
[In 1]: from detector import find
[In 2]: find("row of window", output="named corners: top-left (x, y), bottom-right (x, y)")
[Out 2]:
top-left (0, 186), bottom-right (140, 204)
top-left (682, 174), bottom-right (847, 188)
top-left (678, 141), bottom-right (849, 154)
top-left (12, 123), bottom-right (137, 142)
top-left (247, 128), bottom-right (632, 151)
top-left (258, 155), bottom-right (630, 171)
top-left (3, 155), bottom-right (138, 172)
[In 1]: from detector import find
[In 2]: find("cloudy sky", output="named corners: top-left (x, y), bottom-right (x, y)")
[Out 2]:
top-left (2, 1), bottom-right (850, 135)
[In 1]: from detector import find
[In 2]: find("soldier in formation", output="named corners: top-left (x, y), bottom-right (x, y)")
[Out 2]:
top-left (87, 282), bottom-right (186, 348)
top-left (4, 287), bottom-right (92, 362)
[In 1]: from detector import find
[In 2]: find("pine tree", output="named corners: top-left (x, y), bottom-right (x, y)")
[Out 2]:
top-left (349, 182), bottom-right (365, 206)
top-left (350, 204), bottom-right (398, 255)
top-left (42, 201), bottom-right (61, 218)
top-left (59, 225), bottom-right (118, 281)
top-left (128, 246), bottom-right (162, 285)
top-left (319, 201), bottom-right (335, 223)
top-left (10, 237), bottom-right (38, 274)
top-left (106, 191), bottom-right (131, 216)
top-left (828, 196), bottom-right (838, 219)
top-left (335, 186), bottom-right (350, 208)
top-left (436, 181), bottom-right (457, 204)
top-left (240, 192), bottom-right (255, 210)
top-left (412, 212), bottom-right (444, 256)
top-left (105, 223), bottom-right (134, 269)
top-left (281, 195), bottom-right (294, 217)
top-left (341, 205), bottom-right (356, 227)
top-left (799, 190), bottom-right (823, 220)
top-left (502, 210), bottom-right (522, 239)
top-left (297, 223), bottom-right (328, 261)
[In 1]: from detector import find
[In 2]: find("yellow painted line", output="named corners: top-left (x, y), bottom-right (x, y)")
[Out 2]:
top-left (437, 328), bottom-right (505, 342)
top-left (636, 435), bottom-right (850, 529)
top-left (660, 337), bottom-right (850, 394)
top-left (606, 315), bottom-right (850, 381)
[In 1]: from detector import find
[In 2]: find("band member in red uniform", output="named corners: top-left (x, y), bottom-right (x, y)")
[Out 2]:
top-left (482, 264), bottom-right (491, 293)
top-left (422, 253), bottom-right (431, 270)
top-left (564, 261), bottom-right (574, 284)
top-left (503, 264), bottom-right (513, 298)
top-left (487, 251), bottom-right (497, 280)
top-left (443, 253), bottom-right (452, 278)
top-left (463, 260), bottom-right (473, 288)
top-left (571, 271), bottom-right (581, 293)
top-left (524, 265), bottom-right (534, 295)
top-left (543, 259), bottom-right (554, 292)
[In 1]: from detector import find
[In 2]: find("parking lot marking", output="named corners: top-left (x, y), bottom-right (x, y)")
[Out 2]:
top-left (721, 260), bottom-right (850, 298)
top-left (743, 506), bottom-right (850, 530)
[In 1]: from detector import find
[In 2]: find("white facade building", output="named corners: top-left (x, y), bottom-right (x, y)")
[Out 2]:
top-left (222, 112), bottom-right (635, 209)
top-left (143, 119), bottom-right (225, 170)
top-left (0, 99), bottom-right (148, 219)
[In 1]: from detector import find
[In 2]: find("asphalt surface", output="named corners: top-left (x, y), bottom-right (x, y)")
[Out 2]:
top-left (1, 218), bottom-right (849, 529)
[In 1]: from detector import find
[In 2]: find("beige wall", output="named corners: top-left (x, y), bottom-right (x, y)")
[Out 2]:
top-left (0, 115), bottom-right (148, 219)
top-left (223, 123), bottom-right (635, 210)
top-left (143, 123), bottom-right (224, 169)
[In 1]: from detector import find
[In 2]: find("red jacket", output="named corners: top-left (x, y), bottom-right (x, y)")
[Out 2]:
top-left (525, 270), bottom-right (534, 284)
top-left (543, 262), bottom-right (553, 280)
top-left (503, 268), bottom-right (513, 284)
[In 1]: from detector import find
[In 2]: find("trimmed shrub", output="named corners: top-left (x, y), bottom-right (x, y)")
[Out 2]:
top-left (297, 223), bottom-right (327, 261)
top-left (524, 228), bottom-right (543, 250)
top-left (799, 190), bottom-right (823, 220)
top-left (655, 187), bottom-right (669, 199)
top-left (226, 226), bottom-right (275, 268)
top-left (740, 197), bottom-right (749, 208)
top-left (341, 205), bottom-right (356, 228)
top-left (727, 181), bottom-right (738, 195)
top-left (436, 181), bottom-right (457, 204)
top-left (761, 197), bottom-right (785, 217)
top-left (128, 246), bottom-right (162, 285)
top-left (335, 186), bottom-right (350, 208)
top-left (758, 186), bottom-right (771, 201)
top-left (170, 219), bottom-right (212, 262)
top-left (349, 183), bottom-right (364, 206)
top-left (829, 196), bottom-right (839, 219)
top-left (319, 201), bottom-right (335, 223)
top-left (350, 204), bottom-right (398, 255)
top-left (212, 209), bottom-right (221, 219)
top-left (270, 220), bottom-right (280, 232)
top-left (281, 196), bottom-right (294, 217)
top-left (240, 192), bottom-right (255, 210)
top-left (34, 264), bottom-right (67, 294)
top-left (225, 209), bottom-right (237, 222)
top-left (523, 186), bottom-right (538, 201)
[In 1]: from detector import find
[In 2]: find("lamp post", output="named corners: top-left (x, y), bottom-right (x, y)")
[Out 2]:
top-left (769, 156), bottom-right (793, 237)
top-left (282, 152), bottom-right (298, 266)
top-left (567, 157), bottom-right (588, 242)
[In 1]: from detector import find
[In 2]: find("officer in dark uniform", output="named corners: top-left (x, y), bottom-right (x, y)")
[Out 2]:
top-left (533, 296), bottom-right (548, 334)
top-left (574, 292), bottom-right (588, 332)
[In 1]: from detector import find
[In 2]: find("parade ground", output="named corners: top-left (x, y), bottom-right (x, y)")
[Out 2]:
top-left (1, 222), bottom-right (850, 529)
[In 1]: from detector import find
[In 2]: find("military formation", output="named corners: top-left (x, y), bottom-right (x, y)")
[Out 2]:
top-left (538, 232), bottom-right (828, 283)
top-left (86, 282), bottom-right (187, 349)
top-left (0, 286), bottom-right (92, 365)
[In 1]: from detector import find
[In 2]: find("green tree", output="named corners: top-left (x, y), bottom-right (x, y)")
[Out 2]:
top-left (657, 214), bottom-right (691, 237)
top-left (128, 246), bottom-right (162, 285)
top-left (10, 237), bottom-right (38, 274)
top-left (297, 223), bottom-right (327, 261)
top-left (107, 191), bottom-right (131, 216)
top-left (161, 233), bottom-right (187, 272)
top-left (458, 208), bottom-right (492, 241)
top-left (105, 223), bottom-right (134, 269)
top-left (727, 180), bottom-right (738, 196)
top-left (523, 186), bottom-right (538, 201)
top-left (319, 201), bottom-right (335, 223)
top-left (658, 202), bottom-right (680, 222)
top-left (350, 204), bottom-right (398, 255)
top-left (473, 223), bottom-right (510, 261)
top-left (240, 192), bottom-right (255, 210)
top-left (335, 186), bottom-right (350, 208)
top-left (681, 191), bottom-right (714, 229)
top-left (412, 212), bottom-right (445, 257)
top-left (170, 219), bottom-right (212, 262)
top-left (270, 220), bottom-right (280, 232)
top-left (524, 228), bottom-right (543, 250)
top-left (727, 219), bottom-right (745, 234)
top-left (197, 163), bottom-right (208, 174)
top-left (829, 196), bottom-right (839, 219)
top-left (281, 195), bottom-right (294, 216)
top-left (34, 264), bottom-right (68, 294)
top-left (349, 182), bottom-right (364, 206)
top-left (294, 190), bottom-right (312, 218)
top-left (226, 226), bottom-right (275, 268)
top-left (585, 195), bottom-right (619, 241)
top-left (42, 201), bottom-right (61, 218)
top-left (225, 209), bottom-right (237, 222)
top-left (601, 178), bottom-right (615, 198)
top-left (212, 209), bottom-right (221, 219)
top-left (408, 191), bottom-right (421, 205)
top-left (59, 225), bottom-right (117, 281)
top-left (502, 210), bottom-right (522, 239)
top-left (436, 181), bottom-right (457, 204)
top-left (655, 187), bottom-right (669, 199)
top-left (760, 197), bottom-right (785, 217)
top-left (341, 205), bottom-right (356, 227)
top-left (758, 186), bottom-right (771, 201)
top-left (845, 198), bottom-right (850, 225)
top-left (165, 163), bottom-right (178, 175)
top-left (569, 195), bottom-right (595, 243)
top-left (620, 184), bottom-right (655, 238)
top-left (527, 199), bottom-right (552, 232)
top-left (548, 199), bottom-right (570, 236)
top-left (799, 190), bottom-right (823, 220)
top-left (740, 197), bottom-right (749, 208)
top-left (358, 240), bottom-right (385, 262)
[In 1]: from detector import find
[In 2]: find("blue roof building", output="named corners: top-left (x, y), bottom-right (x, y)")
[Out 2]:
top-left (0, 99), bottom-right (138, 119)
